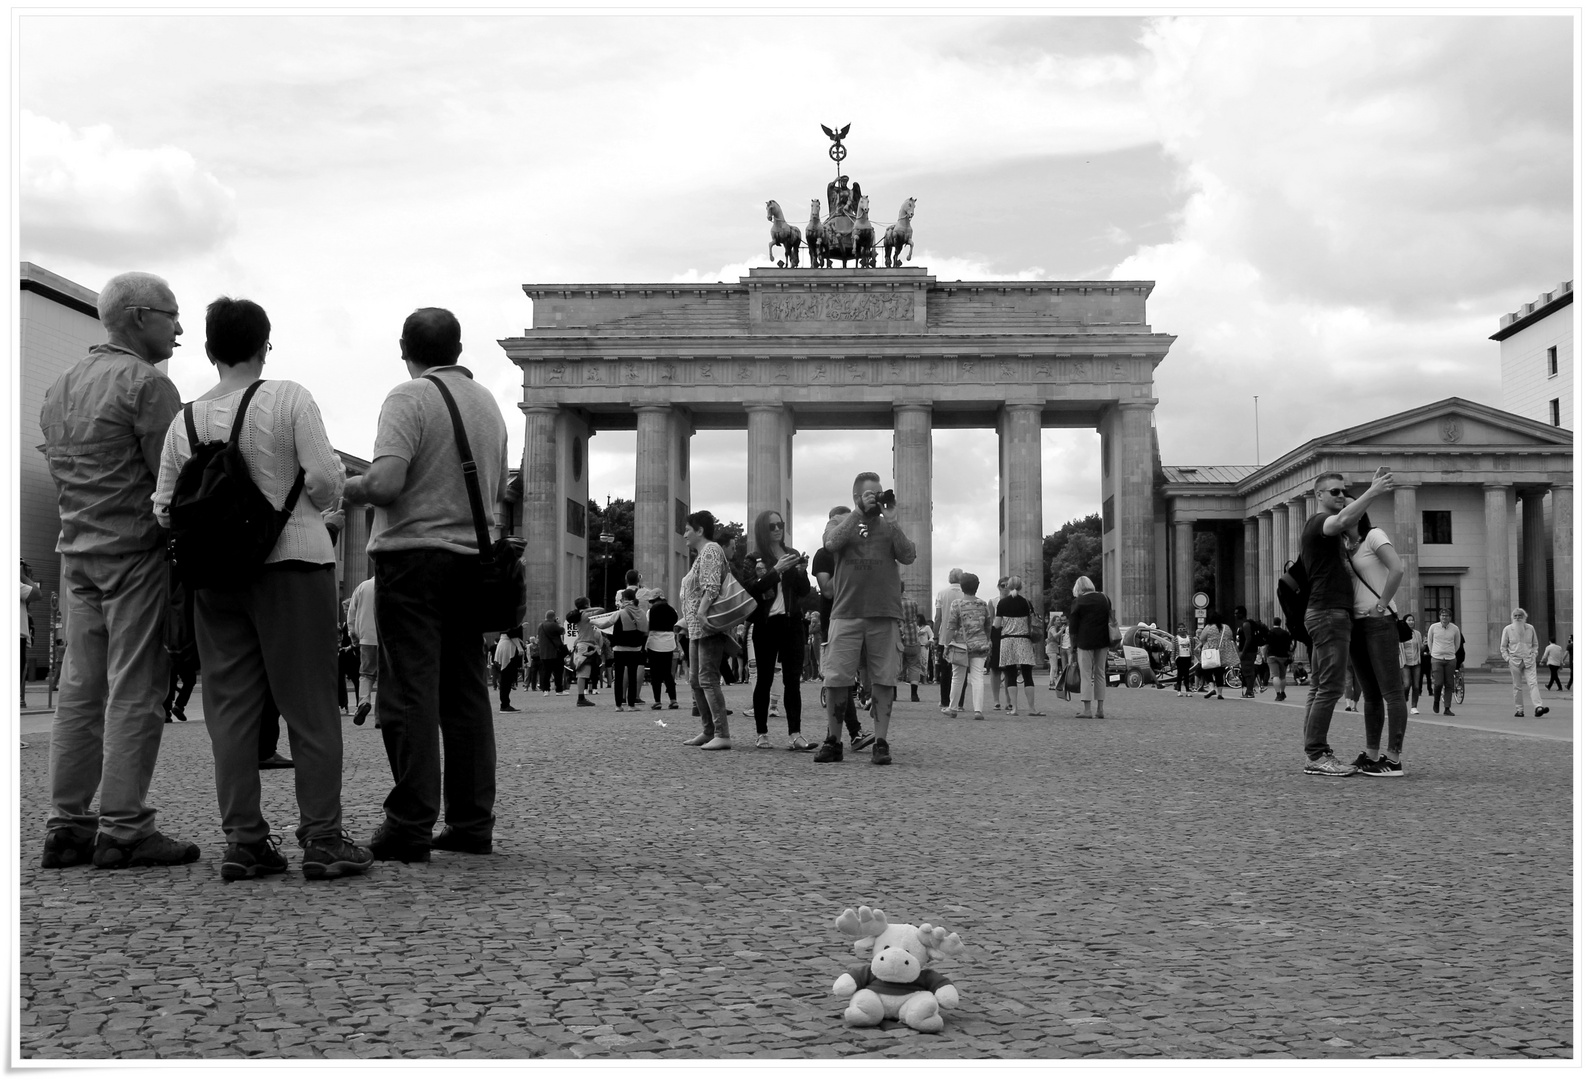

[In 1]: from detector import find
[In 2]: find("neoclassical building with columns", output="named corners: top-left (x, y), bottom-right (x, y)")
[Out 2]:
top-left (1159, 398), bottom-right (1573, 667)
top-left (499, 268), bottom-right (1173, 626)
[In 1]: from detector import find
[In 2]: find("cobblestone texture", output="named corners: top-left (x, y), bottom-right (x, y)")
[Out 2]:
top-left (19, 682), bottom-right (1571, 1059)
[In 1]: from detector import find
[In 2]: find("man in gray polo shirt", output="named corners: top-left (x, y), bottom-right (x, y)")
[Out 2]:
top-left (344, 308), bottom-right (508, 862)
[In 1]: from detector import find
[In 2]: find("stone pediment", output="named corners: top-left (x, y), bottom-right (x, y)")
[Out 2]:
top-left (1331, 398), bottom-right (1572, 450)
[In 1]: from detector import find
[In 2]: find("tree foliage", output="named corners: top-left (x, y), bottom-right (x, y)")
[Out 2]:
top-left (1041, 514), bottom-right (1103, 614)
top-left (585, 498), bottom-right (634, 604)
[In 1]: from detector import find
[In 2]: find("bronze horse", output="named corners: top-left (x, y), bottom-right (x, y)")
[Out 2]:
top-left (805, 199), bottom-right (823, 268)
top-left (882, 197), bottom-right (916, 267)
top-left (766, 200), bottom-right (802, 268)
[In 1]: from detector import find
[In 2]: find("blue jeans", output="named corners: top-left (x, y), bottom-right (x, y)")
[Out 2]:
top-left (1431, 658), bottom-right (1456, 710)
top-left (1303, 608), bottom-right (1352, 760)
top-left (1349, 614), bottom-right (1408, 759)
top-left (689, 634), bottom-right (728, 738)
top-left (49, 547), bottom-right (171, 841)
top-left (374, 549), bottom-right (496, 844)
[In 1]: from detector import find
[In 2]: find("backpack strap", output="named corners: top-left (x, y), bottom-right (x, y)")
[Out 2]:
top-left (216, 379), bottom-right (307, 517)
top-left (183, 402), bottom-right (200, 451)
top-left (423, 374), bottom-right (493, 564)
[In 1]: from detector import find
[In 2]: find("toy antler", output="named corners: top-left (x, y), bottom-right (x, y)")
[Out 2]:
top-left (836, 905), bottom-right (890, 939)
top-left (917, 923), bottom-right (966, 959)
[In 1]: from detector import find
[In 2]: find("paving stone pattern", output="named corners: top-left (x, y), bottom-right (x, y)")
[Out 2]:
top-left (19, 682), bottom-right (1571, 1059)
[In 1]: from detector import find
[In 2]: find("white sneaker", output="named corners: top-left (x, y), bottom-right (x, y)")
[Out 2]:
top-left (1303, 753), bottom-right (1358, 777)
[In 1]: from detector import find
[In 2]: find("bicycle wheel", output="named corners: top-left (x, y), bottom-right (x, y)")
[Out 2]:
top-left (1454, 676), bottom-right (1465, 705)
top-left (1226, 668), bottom-right (1242, 689)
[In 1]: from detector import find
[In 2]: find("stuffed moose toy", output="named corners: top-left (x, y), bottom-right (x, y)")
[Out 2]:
top-left (830, 905), bottom-right (966, 1032)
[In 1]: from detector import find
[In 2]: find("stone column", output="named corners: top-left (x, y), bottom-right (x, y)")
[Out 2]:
top-left (1242, 517), bottom-right (1259, 618)
top-left (1551, 483), bottom-right (1573, 646)
top-left (1520, 489), bottom-right (1548, 630)
top-left (999, 402), bottom-right (1044, 608)
top-left (746, 404), bottom-right (794, 529)
top-left (521, 403), bottom-right (563, 629)
top-left (1484, 484), bottom-right (1512, 666)
top-left (1255, 511), bottom-right (1273, 624)
top-left (1287, 497), bottom-right (1307, 560)
top-left (1391, 484), bottom-right (1419, 623)
top-left (1271, 505), bottom-right (1290, 586)
top-left (1114, 401), bottom-right (1159, 625)
top-left (634, 405), bottom-right (675, 601)
top-left (1173, 519), bottom-right (1195, 632)
top-left (893, 404), bottom-right (934, 618)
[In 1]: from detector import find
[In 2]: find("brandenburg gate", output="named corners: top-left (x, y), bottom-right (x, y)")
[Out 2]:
top-left (500, 267), bottom-right (1176, 626)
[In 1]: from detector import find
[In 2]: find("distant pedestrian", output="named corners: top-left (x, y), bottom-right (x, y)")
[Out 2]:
top-left (1426, 609), bottom-right (1462, 716)
top-left (610, 589), bottom-right (646, 712)
top-left (494, 627), bottom-right (524, 712)
top-left (987, 577), bottom-right (1009, 711)
top-left (680, 510), bottom-right (733, 750)
top-left (567, 599), bottom-right (603, 707)
top-left (1197, 619), bottom-right (1226, 700)
top-left (346, 575), bottom-right (379, 726)
top-left (534, 610), bottom-right (567, 695)
top-left (1233, 606), bottom-right (1263, 698)
top-left (933, 567), bottom-right (964, 708)
top-left (1173, 623), bottom-right (1195, 696)
top-left (1400, 614), bottom-right (1422, 710)
top-left (20, 562), bottom-right (40, 709)
top-left (1067, 576), bottom-right (1114, 719)
top-left (943, 573), bottom-right (990, 721)
top-left (996, 577), bottom-right (1041, 716)
top-left (898, 585), bottom-right (924, 703)
top-left (1299, 469), bottom-right (1396, 776)
top-left (38, 270), bottom-right (199, 870)
top-left (745, 509), bottom-right (817, 750)
top-left (641, 589), bottom-right (679, 709)
top-left (1418, 635), bottom-right (1433, 698)
top-left (1045, 614), bottom-right (1069, 690)
top-left (1542, 637), bottom-right (1566, 691)
top-left (1501, 608), bottom-right (1548, 718)
top-left (1344, 513), bottom-right (1408, 776)
top-left (810, 505), bottom-right (868, 748)
top-left (1266, 617), bottom-right (1294, 702)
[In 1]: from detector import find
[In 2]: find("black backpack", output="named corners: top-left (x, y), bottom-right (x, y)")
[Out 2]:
top-left (168, 381), bottom-right (304, 591)
top-left (1276, 558), bottom-right (1310, 648)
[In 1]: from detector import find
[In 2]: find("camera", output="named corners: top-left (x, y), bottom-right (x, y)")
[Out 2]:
top-left (878, 488), bottom-right (896, 510)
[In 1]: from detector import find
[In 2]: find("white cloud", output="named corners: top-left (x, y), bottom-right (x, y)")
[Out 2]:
top-left (19, 111), bottom-right (237, 264)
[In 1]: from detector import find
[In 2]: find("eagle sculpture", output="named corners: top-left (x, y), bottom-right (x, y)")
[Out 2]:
top-left (821, 123), bottom-right (851, 142)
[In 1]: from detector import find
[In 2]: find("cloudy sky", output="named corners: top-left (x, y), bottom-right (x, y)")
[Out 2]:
top-left (18, 13), bottom-right (1572, 595)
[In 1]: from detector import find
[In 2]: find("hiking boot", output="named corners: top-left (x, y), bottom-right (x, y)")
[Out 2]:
top-left (813, 737), bottom-right (844, 763)
top-left (302, 832), bottom-right (375, 879)
top-left (1302, 753), bottom-right (1358, 778)
top-left (850, 730), bottom-right (876, 752)
top-left (430, 826), bottom-right (492, 855)
top-left (221, 835), bottom-right (288, 881)
top-left (871, 739), bottom-right (892, 766)
top-left (92, 831), bottom-right (201, 869)
top-left (368, 823), bottom-right (430, 863)
top-left (40, 827), bottom-right (96, 869)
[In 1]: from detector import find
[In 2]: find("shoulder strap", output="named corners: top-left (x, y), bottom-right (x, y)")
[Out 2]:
top-left (183, 402), bottom-right (199, 450)
top-left (1346, 554), bottom-right (1398, 616)
top-left (423, 374), bottom-right (493, 562)
top-left (226, 380), bottom-right (306, 517)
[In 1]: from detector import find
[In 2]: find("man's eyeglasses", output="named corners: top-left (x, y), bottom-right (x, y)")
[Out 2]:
top-left (1323, 487), bottom-right (1347, 497)
top-left (125, 305), bottom-right (179, 320)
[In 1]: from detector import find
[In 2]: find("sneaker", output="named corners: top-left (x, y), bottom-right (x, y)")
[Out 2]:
top-left (1351, 752), bottom-right (1386, 776)
top-left (556, 690), bottom-right (569, 696)
top-left (668, 701), bottom-right (680, 710)
top-left (92, 831), bottom-right (202, 869)
top-left (430, 826), bottom-right (493, 855)
top-left (258, 753), bottom-right (295, 770)
top-left (1275, 691), bottom-right (1286, 701)
top-left (943, 709), bottom-right (958, 718)
top-left (787, 733), bottom-right (818, 751)
top-left (1375, 756), bottom-right (1405, 777)
top-left (502, 705), bottom-right (520, 712)
top-left (352, 701), bottom-right (372, 726)
top-left (577, 697), bottom-right (595, 708)
top-left (813, 737), bottom-right (844, 763)
top-left (754, 733), bottom-right (773, 749)
top-left (743, 708), bottom-right (756, 717)
top-left (542, 690), bottom-right (550, 697)
top-left (367, 823), bottom-right (431, 863)
top-left (1515, 709), bottom-right (1525, 717)
top-left (302, 832), bottom-right (375, 879)
top-left (1443, 709), bottom-right (1455, 717)
top-left (850, 730), bottom-right (876, 752)
top-left (1535, 705), bottom-right (1550, 717)
top-left (871, 739), bottom-right (892, 766)
top-left (1302, 754), bottom-right (1358, 778)
top-left (40, 827), bottom-right (96, 869)
top-left (973, 711), bottom-right (984, 721)
top-left (221, 836), bottom-right (289, 881)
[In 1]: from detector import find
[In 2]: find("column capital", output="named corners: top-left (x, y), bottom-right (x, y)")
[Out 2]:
top-left (1393, 482), bottom-right (1419, 490)
top-left (634, 403), bottom-right (675, 415)
top-left (1119, 399), bottom-right (1160, 412)
top-left (1483, 482), bottom-right (1512, 492)
top-left (893, 402), bottom-right (933, 416)
top-left (519, 401), bottom-right (564, 415)
top-left (1002, 401), bottom-right (1044, 414)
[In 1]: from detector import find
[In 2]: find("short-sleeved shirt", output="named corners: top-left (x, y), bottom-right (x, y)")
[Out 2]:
top-left (367, 366), bottom-right (508, 556)
top-left (1349, 528), bottom-right (1394, 618)
top-left (811, 548), bottom-right (836, 637)
top-left (1300, 511), bottom-right (1354, 612)
top-left (39, 344), bottom-right (181, 556)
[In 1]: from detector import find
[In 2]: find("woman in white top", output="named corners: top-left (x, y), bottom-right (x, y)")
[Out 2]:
top-left (1344, 513), bottom-right (1409, 776)
top-left (153, 297), bottom-right (368, 881)
top-left (1173, 624), bottom-right (1194, 696)
top-left (1500, 608), bottom-right (1547, 718)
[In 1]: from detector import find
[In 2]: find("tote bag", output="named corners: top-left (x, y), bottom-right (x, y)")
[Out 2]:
top-left (1200, 647), bottom-right (1221, 670)
top-left (703, 569), bottom-right (757, 633)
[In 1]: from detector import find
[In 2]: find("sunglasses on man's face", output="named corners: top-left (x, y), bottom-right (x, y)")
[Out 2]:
top-left (1323, 487), bottom-right (1347, 497)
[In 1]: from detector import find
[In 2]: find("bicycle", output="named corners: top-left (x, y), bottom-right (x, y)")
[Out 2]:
top-left (1452, 666), bottom-right (1466, 706)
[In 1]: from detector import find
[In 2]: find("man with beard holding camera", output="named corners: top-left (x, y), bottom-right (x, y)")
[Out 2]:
top-left (815, 472), bottom-right (917, 765)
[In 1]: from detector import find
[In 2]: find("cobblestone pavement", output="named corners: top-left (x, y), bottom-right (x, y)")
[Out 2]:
top-left (18, 677), bottom-right (1571, 1060)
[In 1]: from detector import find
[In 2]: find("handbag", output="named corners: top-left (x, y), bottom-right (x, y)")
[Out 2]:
top-left (1106, 599), bottom-right (1121, 645)
top-left (1200, 647), bottom-right (1221, 670)
top-left (1059, 659), bottom-right (1082, 698)
top-left (703, 567), bottom-right (757, 633)
top-left (424, 375), bottom-right (526, 633)
top-left (946, 643), bottom-right (970, 669)
top-left (1028, 606), bottom-right (1046, 643)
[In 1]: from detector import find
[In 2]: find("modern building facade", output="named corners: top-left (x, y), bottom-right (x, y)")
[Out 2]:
top-left (1493, 280), bottom-right (1572, 430)
top-left (1160, 398), bottom-right (1573, 667)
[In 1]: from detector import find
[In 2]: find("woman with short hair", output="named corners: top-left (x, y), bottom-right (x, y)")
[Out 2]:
top-left (680, 510), bottom-right (732, 749)
top-left (1067, 577), bottom-right (1114, 719)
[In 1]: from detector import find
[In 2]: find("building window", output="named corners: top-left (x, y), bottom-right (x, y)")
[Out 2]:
top-left (566, 497), bottom-right (587, 538)
top-left (1550, 398), bottom-right (1561, 427)
top-left (1421, 510), bottom-right (1452, 545)
top-left (1548, 345), bottom-right (1558, 377)
top-left (1421, 586), bottom-right (1455, 629)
